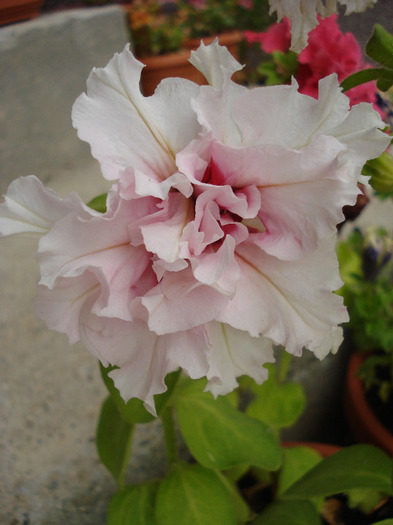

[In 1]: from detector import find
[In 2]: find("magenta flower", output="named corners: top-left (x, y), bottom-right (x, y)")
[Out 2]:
top-left (0, 42), bottom-right (389, 413)
top-left (247, 15), bottom-right (383, 115)
top-left (268, 0), bottom-right (377, 52)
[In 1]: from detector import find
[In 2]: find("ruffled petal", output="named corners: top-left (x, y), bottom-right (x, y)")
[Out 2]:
top-left (189, 39), bottom-right (243, 89)
top-left (141, 267), bottom-right (230, 335)
top-left (233, 75), bottom-right (350, 149)
top-left (268, 0), bottom-right (376, 52)
top-left (0, 175), bottom-right (90, 237)
top-left (37, 199), bottom-right (153, 321)
top-left (34, 271), bottom-right (99, 344)
top-left (219, 236), bottom-right (347, 357)
top-left (72, 45), bottom-right (201, 183)
top-left (80, 307), bottom-right (210, 415)
top-left (205, 322), bottom-right (274, 396)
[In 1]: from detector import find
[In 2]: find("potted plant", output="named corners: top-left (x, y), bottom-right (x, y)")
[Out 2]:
top-left (338, 225), bottom-right (393, 455)
top-left (127, 0), bottom-right (203, 95)
top-left (0, 0), bottom-right (44, 26)
top-left (99, 362), bottom-right (393, 524)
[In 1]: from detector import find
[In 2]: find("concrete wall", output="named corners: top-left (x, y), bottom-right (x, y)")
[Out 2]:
top-left (0, 6), bottom-right (129, 195)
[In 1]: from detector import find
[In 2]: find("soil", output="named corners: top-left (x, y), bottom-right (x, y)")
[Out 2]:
top-left (321, 494), bottom-right (393, 525)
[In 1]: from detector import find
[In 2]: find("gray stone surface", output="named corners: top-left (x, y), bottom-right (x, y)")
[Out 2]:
top-left (0, 5), bottom-right (130, 194)
top-left (338, 0), bottom-right (393, 52)
top-left (0, 7), bottom-right (166, 525)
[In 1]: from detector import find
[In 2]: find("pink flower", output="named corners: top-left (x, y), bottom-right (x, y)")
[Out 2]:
top-left (268, 0), bottom-right (378, 52)
top-left (238, 0), bottom-right (254, 9)
top-left (253, 15), bottom-right (382, 115)
top-left (0, 42), bottom-right (389, 414)
top-left (244, 18), bottom-right (290, 53)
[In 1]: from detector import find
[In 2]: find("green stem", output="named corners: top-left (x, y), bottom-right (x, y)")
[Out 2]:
top-left (118, 424), bottom-right (135, 490)
top-left (161, 406), bottom-right (178, 470)
top-left (278, 349), bottom-right (292, 384)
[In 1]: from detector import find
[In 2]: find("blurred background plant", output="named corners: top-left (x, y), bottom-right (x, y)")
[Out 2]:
top-left (127, 0), bottom-right (185, 56)
top-left (338, 226), bottom-right (393, 405)
top-left (126, 0), bottom-right (270, 57)
top-left (178, 0), bottom-right (270, 39)
top-left (243, 14), bottom-right (384, 116)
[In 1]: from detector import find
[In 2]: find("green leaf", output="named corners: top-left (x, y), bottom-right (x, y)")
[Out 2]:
top-left (373, 520), bottom-right (393, 525)
top-left (252, 500), bottom-right (321, 525)
top-left (216, 471), bottom-right (251, 524)
top-left (340, 68), bottom-right (393, 92)
top-left (282, 445), bottom-right (393, 499)
top-left (96, 396), bottom-right (134, 487)
top-left (100, 364), bottom-right (180, 424)
top-left (363, 152), bottom-right (393, 197)
top-left (174, 381), bottom-right (281, 471)
top-left (347, 488), bottom-right (387, 514)
top-left (155, 463), bottom-right (237, 525)
top-left (366, 24), bottom-right (393, 70)
top-left (107, 481), bottom-right (159, 525)
top-left (247, 376), bottom-right (306, 430)
top-left (278, 446), bottom-right (322, 496)
top-left (87, 193), bottom-right (107, 213)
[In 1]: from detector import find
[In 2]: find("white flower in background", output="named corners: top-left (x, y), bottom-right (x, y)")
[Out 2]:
top-left (0, 42), bottom-right (389, 414)
top-left (268, 0), bottom-right (377, 52)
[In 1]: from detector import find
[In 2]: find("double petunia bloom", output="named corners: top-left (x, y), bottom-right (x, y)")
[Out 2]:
top-left (0, 42), bottom-right (389, 413)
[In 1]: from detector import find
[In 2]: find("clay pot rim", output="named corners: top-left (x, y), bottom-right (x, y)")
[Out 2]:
top-left (185, 30), bottom-right (244, 49)
top-left (346, 351), bottom-right (393, 455)
top-left (283, 441), bottom-right (341, 458)
top-left (138, 49), bottom-right (193, 69)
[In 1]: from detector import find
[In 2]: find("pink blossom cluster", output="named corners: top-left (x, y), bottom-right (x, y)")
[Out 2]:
top-left (245, 15), bottom-right (382, 115)
top-left (0, 42), bottom-right (389, 413)
top-left (267, 0), bottom-right (377, 52)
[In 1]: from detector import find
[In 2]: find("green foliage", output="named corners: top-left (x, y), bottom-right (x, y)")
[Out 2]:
top-left (96, 396), bottom-right (134, 488)
top-left (277, 446), bottom-right (323, 496)
top-left (178, 0), bottom-right (270, 39)
top-left (107, 481), bottom-right (159, 525)
top-left (128, 1), bottom-right (186, 57)
top-left (87, 193), bottom-right (107, 213)
top-left (98, 367), bottom-right (393, 523)
top-left (337, 227), bottom-right (393, 401)
top-left (155, 463), bottom-right (238, 525)
top-left (246, 365), bottom-right (306, 431)
top-left (282, 444), bottom-right (393, 499)
top-left (256, 51), bottom-right (298, 86)
top-left (341, 24), bottom-right (393, 92)
top-left (174, 378), bottom-right (282, 471)
top-left (363, 152), bottom-right (393, 199)
top-left (253, 500), bottom-right (321, 525)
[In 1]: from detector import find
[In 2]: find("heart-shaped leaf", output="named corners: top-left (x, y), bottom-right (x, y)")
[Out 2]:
top-left (155, 463), bottom-right (237, 525)
top-left (107, 481), bottom-right (159, 525)
top-left (96, 395), bottom-right (134, 487)
top-left (174, 381), bottom-right (281, 471)
top-left (282, 444), bottom-right (392, 499)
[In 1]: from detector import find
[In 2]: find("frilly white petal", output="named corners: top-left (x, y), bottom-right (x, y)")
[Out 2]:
top-left (189, 39), bottom-right (243, 89)
top-left (72, 45), bottom-right (201, 183)
top-left (219, 236), bottom-right (348, 357)
top-left (205, 322), bottom-right (275, 396)
top-left (0, 175), bottom-right (89, 237)
top-left (268, 0), bottom-right (376, 53)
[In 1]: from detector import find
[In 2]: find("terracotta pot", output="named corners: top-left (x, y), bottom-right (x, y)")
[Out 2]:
top-left (0, 0), bottom-right (43, 26)
top-left (284, 441), bottom-right (341, 458)
top-left (139, 31), bottom-right (244, 96)
top-left (184, 30), bottom-right (243, 61)
top-left (344, 351), bottom-right (393, 455)
top-left (139, 49), bottom-right (206, 96)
